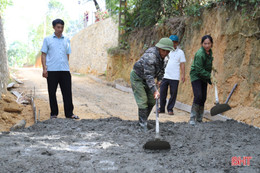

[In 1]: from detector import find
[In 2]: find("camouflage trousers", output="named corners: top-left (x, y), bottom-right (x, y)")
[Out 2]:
top-left (130, 70), bottom-right (155, 109)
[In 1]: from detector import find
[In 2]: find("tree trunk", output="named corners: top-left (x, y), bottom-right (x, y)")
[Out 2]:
top-left (93, 0), bottom-right (100, 10)
top-left (0, 15), bottom-right (9, 96)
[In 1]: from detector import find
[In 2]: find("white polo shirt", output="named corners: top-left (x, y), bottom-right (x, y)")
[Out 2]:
top-left (163, 47), bottom-right (186, 80)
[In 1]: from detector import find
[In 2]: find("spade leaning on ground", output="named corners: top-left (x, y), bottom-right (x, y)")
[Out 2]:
top-left (130, 38), bottom-right (174, 131)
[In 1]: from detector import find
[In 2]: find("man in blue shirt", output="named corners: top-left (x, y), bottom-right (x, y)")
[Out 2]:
top-left (41, 19), bottom-right (79, 119)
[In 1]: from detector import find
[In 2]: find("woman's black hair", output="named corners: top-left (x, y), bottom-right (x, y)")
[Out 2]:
top-left (201, 35), bottom-right (213, 44)
top-left (52, 19), bottom-right (64, 27)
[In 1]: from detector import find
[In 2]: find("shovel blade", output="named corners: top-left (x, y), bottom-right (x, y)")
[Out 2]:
top-left (210, 104), bottom-right (231, 116)
top-left (143, 139), bottom-right (171, 150)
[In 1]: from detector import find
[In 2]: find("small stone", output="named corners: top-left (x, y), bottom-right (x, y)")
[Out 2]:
top-left (41, 150), bottom-right (53, 156)
top-left (10, 119), bottom-right (26, 131)
top-left (4, 102), bottom-right (23, 113)
top-left (3, 96), bottom-right (14, 103)
top-left (13, 84), bottom-right (20, 88)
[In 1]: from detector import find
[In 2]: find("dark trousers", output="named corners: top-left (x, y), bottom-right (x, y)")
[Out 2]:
top-left (47, 71), bottom-right (74, 118)
top-left (191, 79), bottom-right (208, 106)
top-left (160, 78), bottom-right (179, 112)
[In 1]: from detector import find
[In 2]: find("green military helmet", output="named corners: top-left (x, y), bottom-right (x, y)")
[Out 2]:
top-left (155, 38), bottom-right (174, 51)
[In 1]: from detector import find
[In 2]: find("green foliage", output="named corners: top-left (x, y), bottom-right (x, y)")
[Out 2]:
top-left (204, 1), bottom-right (217, 8)
top-left (107, 46), bottom-right (127, 55)
top-left (119, 40), bottom-right (130, 50)
top-left (133, 0), bottom-right (162, 27)
top-left (66, 19), bottom-right (84, 38)
top-left (218, 0), bottom-right (259, 11)
top-left (7, 41), bottom-right (28, 67)
top-left (217, 0), bottom-right (259, 17)
top-left (107, 0), bottom-right (259, 29)
top-left (106, 0), bottom-right (259, 52)
top-left (0, 0), bottom-right (12, 13)
top-left (7, 40), bottom-right (39, 67)
top-left (105, 0), bottom-right (119, 15)
top-left (6, 0), bottom-right (83, 67)
top-left (22, 0), bottom-right (66, 67)
top-left (191, 18), bottom-right (203, 29)
top-left (184, 3), bottom-right (203, 17)
top-left (142, 44), bottom-right (148, 50)
top-left (48, 0), bottom-right (64, 12)
top-left (108, 0), bottom-right (208, 29)
top-left (107, 40), bottom-right (130, 55)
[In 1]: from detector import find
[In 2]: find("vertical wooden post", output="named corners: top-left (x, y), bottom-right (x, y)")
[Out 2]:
top-left (119, 0), bottom-right (127, 43)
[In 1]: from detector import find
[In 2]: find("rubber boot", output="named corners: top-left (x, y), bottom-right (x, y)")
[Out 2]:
top-left (138, 108), bottom-right (148, 131)
top-left (147, 106), bottom-right (153, 118)
top-left (189, 103), bottom-right (200, 125)
top-left (146, 106), bottom-right (154, 129)
top-left (197, 106), bottom-right (204, 122)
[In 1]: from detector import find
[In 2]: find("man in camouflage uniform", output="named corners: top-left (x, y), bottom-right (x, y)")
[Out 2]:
top-left (130, 38), bottom-right (174, 131)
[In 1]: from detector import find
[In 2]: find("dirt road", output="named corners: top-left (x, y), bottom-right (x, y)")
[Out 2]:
top-left (15, 68), bottom-right (191, 122)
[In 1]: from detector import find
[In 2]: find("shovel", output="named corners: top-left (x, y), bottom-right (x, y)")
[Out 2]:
top-left (210, 83), bottom-right (237, 116)
top-left (224, 83), bottom-right (238, 104)
top-left (143, 98), bottom-right (171, 150)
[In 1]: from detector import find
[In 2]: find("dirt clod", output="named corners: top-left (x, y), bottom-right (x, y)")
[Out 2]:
top-left (3, 102), bottom-right (23, 113)
top-left (10, 119), bottom-right (26, 131)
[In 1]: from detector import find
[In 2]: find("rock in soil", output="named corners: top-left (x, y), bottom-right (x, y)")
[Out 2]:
top-left (10, 119), bottom-right (26, 131)
top-left (3, 102), bottom-right (23, 113)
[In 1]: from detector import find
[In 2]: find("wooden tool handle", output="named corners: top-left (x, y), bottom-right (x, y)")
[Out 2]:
top-left (155, 98), bottom-right (159, 137)
top-left (225, 83), bottom-right (238, 104)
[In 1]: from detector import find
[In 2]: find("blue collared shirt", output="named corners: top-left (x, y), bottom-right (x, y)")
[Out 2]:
top-left (41, 33), bottom-right (71, 71)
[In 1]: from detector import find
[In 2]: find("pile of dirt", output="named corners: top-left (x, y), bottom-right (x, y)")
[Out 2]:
top-left (0, 117), bottom-right (259, 172)
top-left (0, 92), bottom-right (28, 131)
top-left (0, 68), bottom-right (193, 133)
top-left (225, 106), bottom-right (260, 127)
top-left (0, 92), bottom-right (51, 131)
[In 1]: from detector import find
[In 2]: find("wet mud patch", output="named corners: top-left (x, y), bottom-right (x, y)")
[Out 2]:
top-left (0, 117), bottom-right (260, 172)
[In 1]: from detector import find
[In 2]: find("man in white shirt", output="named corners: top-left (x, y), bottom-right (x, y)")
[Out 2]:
top-left (158, 35), bottom-right (186, 115)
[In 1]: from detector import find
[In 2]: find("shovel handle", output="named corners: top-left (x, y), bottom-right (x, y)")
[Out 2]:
top-left (155, 98), bottom-right (159, 136)
top-left (225, 83), bottom-right (238, 104)
top-left (212, 71), bottom-right (219, 104)
top-left (214, 83), bottom-right (219, 104)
